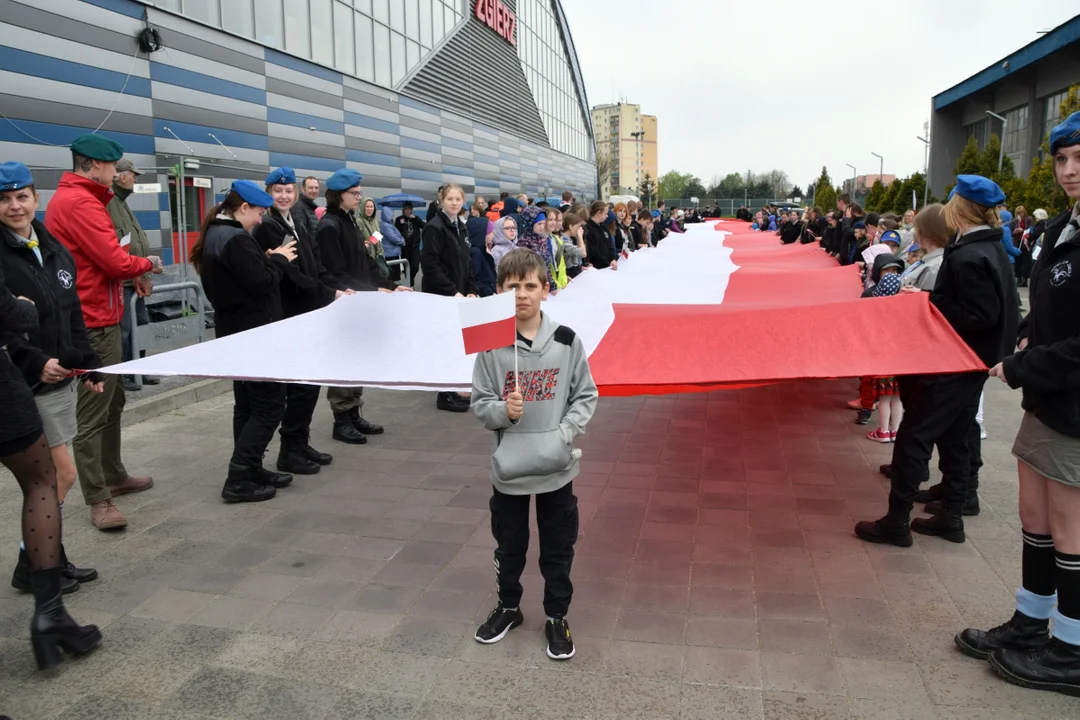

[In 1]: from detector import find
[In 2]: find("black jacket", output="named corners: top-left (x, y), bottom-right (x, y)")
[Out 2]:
top-left (735, 207), bottom-right (753, 222)
top-left (930, 227), bottom-right (1020, 368)
top-left (1004, 210), bottom-right (1080, 436)
top-left (198, 219), bottom-right (289, 338)
top-left (628, 221), bottom-right (645, 250)
top-left (294, 195), bottom-right (320, 240)
top-left (0, 221), bottom-right (99, 395)
top-left (837, 220), bottom-right (864, 265)
top-left (779, 220), bottom-right (802, 245)
top-left (253, 208), bottom-right (343, 318)
top-left (584, 219), bottom-right (615, 269)
top-left (395, 214), bottom-right (425, 248)
top-left (315, 209), bottom-right (395, 293)
top-left (421, 211), bottom-right (477, 296)
top-left (0, 270), bottom-right (42, 445)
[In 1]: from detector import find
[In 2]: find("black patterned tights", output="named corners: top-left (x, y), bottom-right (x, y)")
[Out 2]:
top-left (1, 435), bottom-right (61, 570)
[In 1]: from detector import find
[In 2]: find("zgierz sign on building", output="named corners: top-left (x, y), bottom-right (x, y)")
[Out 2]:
top-left (475, 0), bottom-right (516, 46)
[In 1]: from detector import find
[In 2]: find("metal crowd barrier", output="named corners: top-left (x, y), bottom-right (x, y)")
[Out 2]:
top-left (126, 281), bottom-right (208, 387)
top-left (387, 258), bottom-right (411, 288)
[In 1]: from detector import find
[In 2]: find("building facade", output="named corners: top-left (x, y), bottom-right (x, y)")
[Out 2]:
top-left (590, 101), bottom-right (657, 199)
top-left (0, 0), bottom-right (597, 266)
top-left (929, 14), bottom-right (1080, 198)
top-left (841, 174), bottom-right (897, 198)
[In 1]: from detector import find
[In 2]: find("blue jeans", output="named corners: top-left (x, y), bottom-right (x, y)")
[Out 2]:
top-left (120, 286), bottom-right (149, 364)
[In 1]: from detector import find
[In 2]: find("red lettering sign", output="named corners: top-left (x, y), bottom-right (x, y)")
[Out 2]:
top-left (475, 0), bottom-right (516, 46)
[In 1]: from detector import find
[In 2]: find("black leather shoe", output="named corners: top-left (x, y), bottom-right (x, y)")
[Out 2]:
top-left (299, 443), bottom-right (333, 465)
top-left (11, 549), bottom-right (79, 594)
top-left (333, 412), bottom-right (368, 444)
top-left (141, 376), bottom-right (160, 386)
top-left (122, 378), bottom-right (141, 392)
top-left (879, 464), bottom-right (892, 478)
top-left (349, 407), bottom-right (384, 435)
top-left (955, 611), bottom-right (1050, 660)
top-left (256, 467), bottom-right (293, 488)
top-left (990, 638), bottom-right (1080, 697)
top-left (60, 545), bottom-right (98, 584)
top-left (910, 513), bottom-right (965, 543)
top-left (913, 482), bottom-right (946, 504)
top-left (854, 514), bottom-right (913, 548)
top-left (436, 392), bottom-right (470, 413)
top-left (29, 567), bottom-right (101, 670)
top-left (221, 463), bottom-right (276, 503)
top-left (925, 496), bottom-right (980, 517)
top-left (276, 445), bottom-right (320, 475)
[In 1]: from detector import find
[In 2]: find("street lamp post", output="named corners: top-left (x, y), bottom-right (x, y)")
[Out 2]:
top-left (630, 130), bottom-right (645, 199)
top-left (846, 163), bottom-right (856, 200)
top-left (986, 110), bottom-right (1007, 173)
top-left (916, 132), bottom-right (930, 208)
top-left (870, 152), bottom-right (883, 186)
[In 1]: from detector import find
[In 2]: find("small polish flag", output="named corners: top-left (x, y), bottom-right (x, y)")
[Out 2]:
top-left (458, 292), bottom-right (516, 355)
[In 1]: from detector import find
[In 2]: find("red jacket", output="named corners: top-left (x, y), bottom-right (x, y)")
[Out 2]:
top-left (45, 173), bottom-right (153, 328)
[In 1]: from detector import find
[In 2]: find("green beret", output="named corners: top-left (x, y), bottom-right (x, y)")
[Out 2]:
top-left (70, 134), bottom-right (124, 162)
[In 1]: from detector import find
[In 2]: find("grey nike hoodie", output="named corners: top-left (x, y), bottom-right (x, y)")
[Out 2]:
top-left (471, 312), bottom-right (598, 495)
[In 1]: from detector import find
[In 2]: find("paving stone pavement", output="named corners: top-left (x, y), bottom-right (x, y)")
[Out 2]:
top-left (1, 378), bottom-right (1078, 719)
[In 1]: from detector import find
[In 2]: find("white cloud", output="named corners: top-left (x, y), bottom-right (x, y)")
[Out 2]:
top-left (561, 0), bottom-right (1079, 189)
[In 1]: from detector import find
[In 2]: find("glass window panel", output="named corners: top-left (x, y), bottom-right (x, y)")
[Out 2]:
top-left (419, 0), bottom-right (432, 47)
top-left (443, 5), bottom-right (454, 34)
top-left (431, 0), bottom-right (444, 41)
top-left (389, 0), bottom-right (405, 33)
top-left (220, 0), bottom-right (254, 37)
top-left (354, 0), bottom-right (372, 12)
top-left (183, 0), bottom-right (220, 25)
top-left (310, 0), bottom-right (334, 66)
top-left (390, 32), bottom-right (405, 85)
top-left (406, 39), bottom-right (420, 70)
top-left (355, 13), bottom-right (375, 81)
top-left (284, 0), bottom-right (311, 57)
top-left (373, 0), bottom-right (389, 24)
top-left (405, 0), bottom-right (419, 40)
top-left (373, 22), bottom-right (391, 86)
top-left (333, 1), bottom-right (354, 74)
top-left (255, 0), bottom-right (284, 48)
top-left (155, 0), bottom-right (180, 10)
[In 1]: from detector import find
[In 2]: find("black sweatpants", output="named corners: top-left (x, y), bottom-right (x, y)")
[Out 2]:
top-left (889, 373), bottom-right (985, 516)
top-left (490, 482), bottom-right (578, 618)
top-left (405, 243), bottom-right (421, 287)
top-left (279, 383), bottom-right (321, 444)
top-left (231, 380), bottom-right (286, 468)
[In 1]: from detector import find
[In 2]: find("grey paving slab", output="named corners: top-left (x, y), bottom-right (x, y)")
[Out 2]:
top-left (0, 380), bottom-right (1078, 718)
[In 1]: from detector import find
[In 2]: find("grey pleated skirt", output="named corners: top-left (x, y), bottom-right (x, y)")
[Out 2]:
top-left (1012, 412), bottom-right (1080, 488)
top-left (33, 382), bottom-right (77, 448)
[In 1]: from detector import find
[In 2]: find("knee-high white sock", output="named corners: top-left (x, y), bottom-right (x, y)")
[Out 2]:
top-left (889, 395), bottom-right (904, 433)
top-left (877, 395), bottom-right (891, 433)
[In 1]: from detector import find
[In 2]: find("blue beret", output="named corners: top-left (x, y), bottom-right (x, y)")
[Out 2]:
top-left (0, 161), bottom-right (33, 191)
top-left (651, 209), bottom-right (661, 218)
top-left (880, 230), bottom-right (902, 245)
top-left (853, 220), bottom-right (866, 229)
top-left (230, 180), bottom-right (273, 208)
top-left (1050, 111), bottom-right (1080, 155)
top-left (70, 133), bottom-right (123, 162)
top-left (952, 174), bottom-right (1005, 208)
top-left (265, 166), bottom-right (296, 186)
top-left (326, 169), bottom-right (362, 191)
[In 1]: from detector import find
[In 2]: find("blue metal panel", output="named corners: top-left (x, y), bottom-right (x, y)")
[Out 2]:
top-left (0, 47), bottom-right (152, 97)
top-left (345, 149), bottom-right (402, 167)
top-left (344, 112), bottom-right (399, 135)
top-left (264, 48), bottom-right (342, 85)
top-left (399, 136), bottom-right (442, 154)
top-left (80, 0), bottom-right (144, 19)
top-left (269, 152), bottom-right (342, 172)
top-left (397, 95), bottom-right (440, 115)
top-left (0, 118), bottom-right (154, 154)
top-left (150, 62), bottom-right (266, 106)
top-left (401, 167), bottom-right (443, 182)
top-left (152, 119), bottom-right (269, 151)
top-left (266, 107), bottom-right (344, 135)
top-left (442, 164), bottom-right (473, 176)
top-left (133, 210), bottom-right (160, 230)
top-left (441, 137), bottom-right (473, 152)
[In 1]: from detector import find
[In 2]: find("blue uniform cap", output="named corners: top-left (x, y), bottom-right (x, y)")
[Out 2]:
top-left (230, 180), bottom-right (273, 208)
top-left (532, 212), bottom-right (547, 225)
top-left (853, 220), bottom-right (866, 230)
top-left (651, 209), bottom-right (661, 218)
top-left (949, 174), bottom-right (1005, 207)
top-left (1050, 110), bottom-right (1080, 155)
top-left (326, 169), bottom-right (362, 191)
top-left (0, 161), bottom-right (33, 191)
top-left (879, 230), bottom-right (902, 246)
top-left (265, 166), bottom-right (296, 186)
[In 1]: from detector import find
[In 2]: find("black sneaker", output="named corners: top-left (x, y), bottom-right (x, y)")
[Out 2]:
top-left (854, 409), bottom-right (872, 425)
top-left (474, 603), bottom-right (523, 644)
top-left (545, 617), bottom-right (575, 660)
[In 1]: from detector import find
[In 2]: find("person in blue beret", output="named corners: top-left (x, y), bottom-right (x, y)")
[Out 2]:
top-left (857, 174), bottom-right (1019, 551)
top-left (965, 110), bottom-right (1080, 694)
top-left (189, 179), bottom-right (298, 504)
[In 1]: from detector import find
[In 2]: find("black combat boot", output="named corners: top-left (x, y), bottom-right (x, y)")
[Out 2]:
top-left (332, 411), bottom-right (368, 444)
top-left (11, 549), bottom-right (79, 594)
top-left (255, 466), bottom-right (293, 488)
top-left (990, 638), bottom-right (1080, 697)
top-left (855, 508), bottom-right (913, 548)
top-left (955, 611), bottom-right (1050, 660)
top-left (298, 443), bottom-right (333, 466)
top-left (221, 463), bottom-right (276, 503)
top-left (29, 567), bottom-right (102, 670)
top-left (349, 407), bottom-right (384, 435)
top-left (911, 510), bottom-right (965, 543)
top-left (276, 441), bottom-right (320, 475)
top-left (913, 482), bottom-right (945, 504)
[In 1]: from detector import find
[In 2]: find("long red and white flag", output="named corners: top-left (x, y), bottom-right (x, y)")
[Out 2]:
top-left (458, 292), bottom-right (515, 355)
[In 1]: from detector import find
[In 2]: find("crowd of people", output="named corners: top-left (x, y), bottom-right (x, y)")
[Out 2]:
top-left (3, 109), bottom-right (1080, 690)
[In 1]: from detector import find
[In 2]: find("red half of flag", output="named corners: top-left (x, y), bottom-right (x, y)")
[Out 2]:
top-left (458, 292), bottom-right (516, 355)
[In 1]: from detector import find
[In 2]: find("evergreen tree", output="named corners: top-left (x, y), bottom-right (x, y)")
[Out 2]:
top-left (810, 167), bottom-right (836, 213)
top-left (865, 180), bottom-right (886, 212)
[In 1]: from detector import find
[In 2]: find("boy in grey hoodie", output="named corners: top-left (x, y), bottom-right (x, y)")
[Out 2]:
top-left (471, 248), bottom-right (598, 661)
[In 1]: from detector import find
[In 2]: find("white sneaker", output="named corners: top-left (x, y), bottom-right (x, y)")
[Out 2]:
top-left (980, 429), bottom-right (988, 440)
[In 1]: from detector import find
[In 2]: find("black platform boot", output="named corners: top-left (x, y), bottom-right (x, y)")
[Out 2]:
top-left (990, 638), bottom-right (1080, 697)
top-left (276, 441), bottom-right (320, 475)
top-left (221, 463), bottom-right (276, 503)
top-left (30, 567), bottom-right (102, 670)
top-left (11, 549), bottom-right (79, 594)
top-left (332, 411), bottom-right (368, 444)
top-left (955, 611), bottom-right (1050, 660)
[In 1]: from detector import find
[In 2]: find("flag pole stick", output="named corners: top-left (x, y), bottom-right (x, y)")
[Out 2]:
top-left (514, 340), bottom-right (519, 394)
